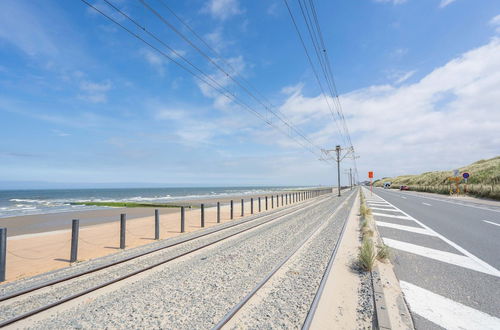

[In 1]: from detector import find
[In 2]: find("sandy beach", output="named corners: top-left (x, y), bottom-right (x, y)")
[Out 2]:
top-left (1, 189), bottom-right (323, 282)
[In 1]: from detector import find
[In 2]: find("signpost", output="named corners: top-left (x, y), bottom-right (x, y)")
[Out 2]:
top-left (462, 172), bottom-right (470, 193)
top-left (368, 171), bottom-right (374, 195)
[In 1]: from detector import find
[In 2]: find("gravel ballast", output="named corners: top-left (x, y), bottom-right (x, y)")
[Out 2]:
top-left (3, 191), bottom-right (355, 328)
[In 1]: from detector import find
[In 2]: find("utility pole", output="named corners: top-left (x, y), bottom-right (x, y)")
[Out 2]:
top-left (350, 168), bottom-right (353, 190)
top-left (321, 146), bottom-right (356, 197)
top-left (335, 145), bottom-right (341, 197)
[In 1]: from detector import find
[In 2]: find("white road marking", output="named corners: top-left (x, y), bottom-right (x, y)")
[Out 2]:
top-left (422, 202), bottom-right (432, 206)
top-left (401, 196), bottom-right (407, 199)
top-left (372, 212), bottom-right (413, 220)
top-left (382, 238), bottom-right (498, 277)
top-left (376, 221), bottom-right (436, 236)
top-left (483, 220), bottom-right (500, 227)
top-left (377, 188), bottom-right (500, 214)
top-left (370, 207), bottom-right (399, 211)
top-left (364, 188), bottom-right (500, 278)
top-left (400, 281), bottom-right (500, 330)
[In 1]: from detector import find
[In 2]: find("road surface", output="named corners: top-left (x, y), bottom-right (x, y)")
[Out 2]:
top-left (365, 187), bottom-right (500, 330)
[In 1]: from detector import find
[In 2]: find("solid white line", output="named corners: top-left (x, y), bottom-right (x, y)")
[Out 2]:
top-left (372, 212), bottom-right (413, 220)
top-left (382, 238), bottom-right (498, 277)
top-left (422, 202), bottom-right (432, 206)
top-left (483, 220), bottom-right (500, 227)
top-left (376, 221), bottom-right (436, 236)
top-left (400, 281), bottom-right (500, 330)
top-left (365, 188), bottom-right (500, 278)
top-left (377, 188), bottom-right (500, 214)
top-left (370, 207), bottom-right (399, 212)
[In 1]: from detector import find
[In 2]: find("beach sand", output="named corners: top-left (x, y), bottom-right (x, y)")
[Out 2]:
top-left (1, 191), bottom-right (312, 282)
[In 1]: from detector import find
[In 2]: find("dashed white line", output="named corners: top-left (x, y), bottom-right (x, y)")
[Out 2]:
top-left (483, 220), bottom-right (500, 227)
top-left (382, 238), bottom-right (498, 277)
top-left (400, 281), bottom-right (500, 330)
top-left (422, 202), bottom-right (432, 206)
top-left (376, 221), bottom-right (437, 236)
top-left (377, 188), bottom-right (500, 213)
top-left (401, 196), bottom-right (407, 199)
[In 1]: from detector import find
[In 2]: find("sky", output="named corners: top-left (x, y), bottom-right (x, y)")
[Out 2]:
top-left (0, 0), bottom-right (499, 188)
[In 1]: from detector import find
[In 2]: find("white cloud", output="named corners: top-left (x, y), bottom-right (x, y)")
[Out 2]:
top-left (203, 0), bottom-right (243, 20)
top-left (439, 0), bottom-right (456, 8)
top-left (79, 80), bottom-right (112, 103)
top-left (389, 70), bottom-right (416, 84)
top-left (196, 56), bottom-right (247, 110)
top-left (490, 14), bottom-right (500, 33)
top-left (276, 38), bottom-right (500, 178)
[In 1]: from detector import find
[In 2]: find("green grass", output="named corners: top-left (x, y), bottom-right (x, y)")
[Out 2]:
top-left (71, 202), bottom-right (183, 208)
top-left (358, 237), bottom-right (376, 271)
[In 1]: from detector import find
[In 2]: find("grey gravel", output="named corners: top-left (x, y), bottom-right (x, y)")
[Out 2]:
top-left (0, 196), bottom-right (329, 324)
top-left (227, 191), bottom-right (356, 329)
top-left (23, 193), bottom-right (351, 329)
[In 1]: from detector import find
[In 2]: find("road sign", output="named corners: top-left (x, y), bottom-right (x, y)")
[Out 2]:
top-left (368, 171), bottom-right (373, 178)
top-left (453, 169), bottom-right (459, 177)
top-left (462, 172), bottom-right (470, 179)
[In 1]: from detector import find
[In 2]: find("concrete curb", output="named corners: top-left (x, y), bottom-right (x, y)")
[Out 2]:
top-left (363, 188), bottom-right (414, 330)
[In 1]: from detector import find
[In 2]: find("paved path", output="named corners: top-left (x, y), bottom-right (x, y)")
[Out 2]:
top-left (364, 187), bottom-right (500, 330)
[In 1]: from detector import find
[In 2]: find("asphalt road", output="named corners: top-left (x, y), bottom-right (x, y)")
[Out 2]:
top-left (365, 187), bottom-right (500, 330)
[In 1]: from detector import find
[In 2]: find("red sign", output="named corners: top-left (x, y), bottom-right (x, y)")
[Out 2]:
top-left (368, 171), bottom-right (373, 178)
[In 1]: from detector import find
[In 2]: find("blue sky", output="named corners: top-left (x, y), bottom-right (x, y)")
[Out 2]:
top-left (1, 0), bottom-right (499, 188)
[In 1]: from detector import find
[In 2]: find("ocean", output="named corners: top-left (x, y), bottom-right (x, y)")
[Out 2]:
top-left (0, 186), bottom-right (300, 218)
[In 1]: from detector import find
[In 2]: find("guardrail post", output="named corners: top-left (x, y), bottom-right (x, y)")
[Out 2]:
top-left (259, 197), bottom-right (261, 212)
top-left (181, 206), bottom-right (185, 233)
top-left (271, 195), bottom-right (274, 209)
top-left (201, 204), bottom-right (205, 228)
top-left (241, 199), bottom-right (244, 217)
top-left (120, 213), bottom-right (126, 249)
top-left (0, 227), bottom-right (6, 282)
top-left (217, 202), bottom-right (221, 223)
top-left (281, 194), bottom-right (284, 205)
top-left (265, 196), bottom-right (268, 210)
top-left (155, 209), bottom-right (160, 240)
top-left (230, 200), bottom-right (234, 219)
top-left (70, 219), bottom-right (79, 263)
top-left (251, 198), bottom-right (254, 214)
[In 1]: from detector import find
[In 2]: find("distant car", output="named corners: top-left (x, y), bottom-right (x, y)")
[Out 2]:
top-left (400, 185), bottom-right (409, 191)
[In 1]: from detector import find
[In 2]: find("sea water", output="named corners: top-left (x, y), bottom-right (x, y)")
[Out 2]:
top-left (0, 186), bottom-right (300, 218)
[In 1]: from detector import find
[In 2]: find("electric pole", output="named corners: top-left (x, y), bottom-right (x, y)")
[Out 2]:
top-left (321, 146), bottom-right (356, 197)
top-left (350, 168), bottom-right (353, 190)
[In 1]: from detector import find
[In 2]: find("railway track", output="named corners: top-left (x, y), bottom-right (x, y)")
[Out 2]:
top-left (0, 192), bottom-right (334, 328)
top-left (212, 190), bottom-right (355, 329)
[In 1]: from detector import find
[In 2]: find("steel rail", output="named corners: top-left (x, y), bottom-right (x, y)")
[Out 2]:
top-left (212, 190), bottom-right (356, 329)
top-left (0, 195), bottom-right (332, 328)
top-left (301, 189), bottom-right (357, 329)
top-left (0, 193), bottom-right (324, 303)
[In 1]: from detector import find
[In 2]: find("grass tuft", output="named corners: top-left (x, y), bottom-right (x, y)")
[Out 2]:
top-left (376, 244), bottom-right (390, 261)
top-left (358, 238), bottom-right (376, 271)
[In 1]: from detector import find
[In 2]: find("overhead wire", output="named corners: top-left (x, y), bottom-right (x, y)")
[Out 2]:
top-left (284, 0), bottom-right (358, 176)
top-left (79, 0), bottom-right (331, 163)
top-left (140, 0), bottom-right (323, 152)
